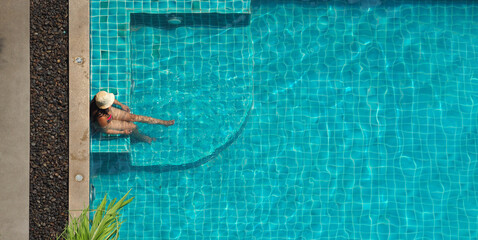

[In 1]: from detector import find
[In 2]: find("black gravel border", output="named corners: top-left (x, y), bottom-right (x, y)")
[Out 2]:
top-left (30, 0), bottom-right (69, 239)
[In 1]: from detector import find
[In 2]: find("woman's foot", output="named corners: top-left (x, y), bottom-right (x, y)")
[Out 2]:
top-left (146, 137), bottom-right (157, 144)
top-left (161, 120), bottom-right (175, 126)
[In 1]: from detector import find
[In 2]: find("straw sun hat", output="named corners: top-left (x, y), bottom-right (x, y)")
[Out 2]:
top-left (95, 91), bottom-right (115, 109)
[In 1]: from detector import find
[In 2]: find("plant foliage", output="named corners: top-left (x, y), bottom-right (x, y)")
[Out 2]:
top-left (57, 190), bottom-right (134, 240)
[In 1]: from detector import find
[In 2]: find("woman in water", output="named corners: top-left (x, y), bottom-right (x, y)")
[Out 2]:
top-left (90, 91), bottom-right (175, 143)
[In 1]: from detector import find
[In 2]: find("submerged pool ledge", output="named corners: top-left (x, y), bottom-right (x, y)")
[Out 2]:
top-left (69, 0), bottom-right (90, 218)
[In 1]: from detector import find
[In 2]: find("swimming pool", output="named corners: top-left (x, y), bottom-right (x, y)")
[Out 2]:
top-left (90, 0), bottom-right (478, 239)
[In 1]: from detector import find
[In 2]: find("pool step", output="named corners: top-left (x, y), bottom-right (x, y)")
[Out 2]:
top-left (129, 101), bottom-right (252, 167)
top-left (128, 13), bottom-right (253, 166)
top-left (190, 0), bottom-right (251, 13)
top-left (136, 0), bottom-right (251, 14)
top-left (90, 131), bottom-right (130, 153)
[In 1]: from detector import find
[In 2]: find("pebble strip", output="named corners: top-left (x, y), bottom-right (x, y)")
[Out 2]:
top-left (30, 0), bottom-right (69, 238)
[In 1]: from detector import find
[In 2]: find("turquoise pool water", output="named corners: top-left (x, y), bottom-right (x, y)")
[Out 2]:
top-left (128, 13), bottom-right (253, 166)
top-left (91, 0), bottom-right (478, 239)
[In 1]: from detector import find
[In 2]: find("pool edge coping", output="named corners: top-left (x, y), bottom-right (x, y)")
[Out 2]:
top-left (69, 0), bottom-right (90, 218)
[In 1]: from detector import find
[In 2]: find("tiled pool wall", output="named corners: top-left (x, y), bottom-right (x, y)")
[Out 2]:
top-left (90, 0), bottom-right (251, 152)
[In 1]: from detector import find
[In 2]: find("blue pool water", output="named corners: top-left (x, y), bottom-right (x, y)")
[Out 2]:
top-left (129, 13), bottom-right (253, 166)
top-left (91, 0), bottom-right (478, 239)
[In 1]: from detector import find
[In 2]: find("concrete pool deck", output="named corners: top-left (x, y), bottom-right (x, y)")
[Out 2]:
top-left (69, 0), bottom-right (90, 218)
top-left (0, 0), bottom-right (29, 239)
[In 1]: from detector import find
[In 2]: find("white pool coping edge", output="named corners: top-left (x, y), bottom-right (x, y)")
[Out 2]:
top-left (69, 0), bottom-right (90, 218)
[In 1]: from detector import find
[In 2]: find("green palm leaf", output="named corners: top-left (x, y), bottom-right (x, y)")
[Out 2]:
top-left (57, 190), bottom-right (133, 240)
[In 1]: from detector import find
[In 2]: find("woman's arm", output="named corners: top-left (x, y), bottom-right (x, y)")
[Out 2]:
top-left (113, 99), bottom-right (130, 112)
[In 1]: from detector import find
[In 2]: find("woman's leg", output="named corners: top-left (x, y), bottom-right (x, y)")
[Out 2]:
top-left (131, 128), bottom-right (156, 144)
top-left (110, 107), bottom-right (174, 126)
top-left (104, 120), bottom-right (137, 132)
top-left (105, 120), bottom-right (155, 143)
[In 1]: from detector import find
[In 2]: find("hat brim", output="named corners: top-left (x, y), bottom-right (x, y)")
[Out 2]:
top-left (97, 93), bottom-right (115, 109)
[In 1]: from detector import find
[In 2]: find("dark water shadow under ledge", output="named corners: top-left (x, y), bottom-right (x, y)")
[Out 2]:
top-left (130, 12), bottom-right (251, 30)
